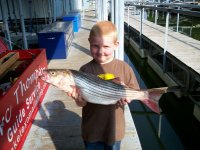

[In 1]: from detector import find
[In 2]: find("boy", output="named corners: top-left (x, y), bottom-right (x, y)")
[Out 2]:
top-left (68, 21), bottom-right (139, 150)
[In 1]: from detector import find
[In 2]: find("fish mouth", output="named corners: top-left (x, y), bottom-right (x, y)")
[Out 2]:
top-left (39, 70), bottom-right (50, 82)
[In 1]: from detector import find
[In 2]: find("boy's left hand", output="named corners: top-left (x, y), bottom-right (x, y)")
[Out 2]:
top-left (117, 98), bottom-right (131, 106)
top-left (111, 79), bottom-right (131, 106)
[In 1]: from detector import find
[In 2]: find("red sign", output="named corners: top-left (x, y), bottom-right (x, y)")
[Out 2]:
top-left (0, 49), bottom-right (49, 150)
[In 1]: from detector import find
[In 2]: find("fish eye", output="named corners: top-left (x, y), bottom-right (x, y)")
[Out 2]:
top-left (50, 71), bottom-right (56, 76)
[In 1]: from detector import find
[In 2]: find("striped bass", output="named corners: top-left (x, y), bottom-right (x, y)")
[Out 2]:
top-left (40, 69), bottom-right (177, 114)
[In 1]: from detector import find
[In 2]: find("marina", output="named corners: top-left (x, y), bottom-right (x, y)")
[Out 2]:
top-left (0, 1), bottom-right (200, 150)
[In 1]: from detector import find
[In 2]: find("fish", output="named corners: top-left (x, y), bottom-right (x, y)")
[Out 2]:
top-left (39, 69), bottom-right (178, 114)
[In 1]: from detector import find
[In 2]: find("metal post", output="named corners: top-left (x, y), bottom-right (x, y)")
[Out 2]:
top-left (114, 0), bottom-right (118, 29)
top-left (111, 0), bottom-right (114, 23)
top-left (82, 0), bottom-right (85, 19)
top-left (190, 26), bottom-right (192, 37)
top-left (53, 0), bottom-right (57, 22)
top-left (155, 5), bottom-right (158, 25)
top-left (176, 7), bottom-right (180, 32)
top-left (163, 11), bottom-right (169, 72)
top-left (140, 7), bottom-right (143, 49)
top-left (11, 0), bottom-right (18, 33)
top-left (6, 0), bottom-right (12, 25)
top-left (0, 0), bottom-right (12, 50)
top-left (118, 0), bottom-right (124, 61)
top-left (103, 0), bottom-right (108, 20)
top-left (102, 0), bottom-right (104, 20)
top-left (18, 0), bottom-right (28, 49)
top-left (98, 0), bottom-right (102, 21)
top-left (42, 0), bottom-right (47, 24)
top-left (69, 0), bottom-right (72, 12)
top-left (127, 5), bottom-right (130, 27)
top-left (28, 0), bottom-right (33, 32)
top-left (158, 114), bottom-right (162, 138)
top-left (127, 4), bottom-right (130, 36)
top-left (114, 0), bottom-right (119, 59)
top-left (142, 7), bottom-right (145, 19)
top-left (48, 0), bottom-right (52, 24)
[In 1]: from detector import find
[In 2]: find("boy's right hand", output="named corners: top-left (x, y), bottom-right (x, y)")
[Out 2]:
top-left (67, 86), bottom-right (87, 107)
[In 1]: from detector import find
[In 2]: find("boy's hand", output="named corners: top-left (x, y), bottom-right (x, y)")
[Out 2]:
top-left (111, 79), bottom-right (131, 106)
top-left (67, 86), bottom-right (87, 107)
top-left (117, 98), bottom-right (131, 106)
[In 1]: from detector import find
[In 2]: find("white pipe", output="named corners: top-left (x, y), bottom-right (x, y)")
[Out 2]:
top-left (111, 0), bottom-right (114, 23)
top-left (155, 6), bottom-right (158, 25)
top-left (103, 0), bottom-right (108, 20)
top-left (118, 0), bottom-right (124, 61)
top-left (176, 7), bottom-right (180, 32)
top-left (140, 7), bottom-right (143, 49)
top-left (158, 114), bottom-right (162, 138)
top-left (114, 0), bottom-right (119, 59)
top-left (163, 12), bottom-right (169, 72)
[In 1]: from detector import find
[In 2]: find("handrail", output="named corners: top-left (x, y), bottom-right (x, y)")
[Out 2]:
top-left (125, 2), bottom-right (200, 17)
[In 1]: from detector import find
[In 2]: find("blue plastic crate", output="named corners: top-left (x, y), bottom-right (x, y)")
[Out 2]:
top-left (63, 13), bottom-right (80, 32)
top-left (37, 21), bottom-right (74, 59)
top-left (69, 12), bottom-right (81, 29)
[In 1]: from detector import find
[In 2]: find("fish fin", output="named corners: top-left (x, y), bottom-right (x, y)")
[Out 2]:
top-left (141, 99), bottom-right (161, 114)
top-left (141, 88), bottom-right (167, 114)
top-left (141, 86), bottom-right (182, 113)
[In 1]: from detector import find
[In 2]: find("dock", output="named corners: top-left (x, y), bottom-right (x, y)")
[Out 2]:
top-left (124, 10), bottom-right (200, 123)
top-left (22, 11), bottom-right (142, 150)
top-left (125, 14), bottom-right (200, 74)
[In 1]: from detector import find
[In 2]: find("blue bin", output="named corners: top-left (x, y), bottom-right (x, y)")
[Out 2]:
top-left (69, 12), bottom-right (81, 29)
top-left (37, 21), bottom-right (74, 59)
top-left (63, 13), bottom-right (80, 32)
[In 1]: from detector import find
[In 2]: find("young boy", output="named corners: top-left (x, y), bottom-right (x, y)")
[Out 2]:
top-left (68, 21), bottom-right (139, 150)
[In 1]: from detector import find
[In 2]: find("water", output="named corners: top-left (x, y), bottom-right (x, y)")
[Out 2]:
top-left (124, 44), bottom-right (200, 150)
top-left (146, 10), bottom-right (200, 41)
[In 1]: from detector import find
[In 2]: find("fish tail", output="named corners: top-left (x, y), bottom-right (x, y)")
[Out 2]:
top-left (141, 98), bottom-right (161, 114)
top-left (141, 87), bottom-right (169, 114)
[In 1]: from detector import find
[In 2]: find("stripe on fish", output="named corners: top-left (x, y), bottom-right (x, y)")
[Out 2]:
top-left (39, 69), bottom-right (179, 114)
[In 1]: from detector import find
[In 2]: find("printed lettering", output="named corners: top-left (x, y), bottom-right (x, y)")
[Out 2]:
top-left (7, 108), bottom-right (25, 142)
top-left (0, 106), bottom-right (12, 136)
top-left (13, 85), bottom-right (20, 104)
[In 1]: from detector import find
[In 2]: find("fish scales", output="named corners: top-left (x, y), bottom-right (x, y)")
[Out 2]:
top-left (72, 70), bottom-right (125, 92)
top-left (39, 69), bottom-right (178, 113)
top-left (71, 70), bottom-right (130, 101)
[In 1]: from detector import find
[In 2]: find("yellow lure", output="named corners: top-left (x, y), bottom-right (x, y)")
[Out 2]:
top-left (98, 73), bottom-right (115, 80)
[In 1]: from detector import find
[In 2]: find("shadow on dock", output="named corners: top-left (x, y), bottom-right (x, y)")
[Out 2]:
top-left (71, 43), bottom-right (91, 55)
top-left (33, 100), bottom-right (84, 149)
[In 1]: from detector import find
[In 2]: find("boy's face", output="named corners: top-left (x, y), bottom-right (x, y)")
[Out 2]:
top-left (89, 35), bottom-right (119, 64)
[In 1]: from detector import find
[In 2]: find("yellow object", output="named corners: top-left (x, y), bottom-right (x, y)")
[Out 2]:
top-left (98, 73), bottom-right (115, 80)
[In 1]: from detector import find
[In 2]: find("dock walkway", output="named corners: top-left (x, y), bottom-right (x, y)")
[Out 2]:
top-left (125, 14), bottom-right (200, 75)
top-left (22, 12), bottom-right (142, 150)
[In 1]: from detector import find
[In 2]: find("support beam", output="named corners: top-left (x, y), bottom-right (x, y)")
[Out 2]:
top-left (163, 11), bottom-right (169, 72)
top-left (18, 0), bottom-right (28, 49)
top-left (0, 0), bottom-right (12, 50)
top-left (118, 0), bottom-right (124, 61)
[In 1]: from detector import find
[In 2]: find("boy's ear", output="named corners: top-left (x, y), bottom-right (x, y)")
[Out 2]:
top-left (115, 40), bottom-right (119, 47)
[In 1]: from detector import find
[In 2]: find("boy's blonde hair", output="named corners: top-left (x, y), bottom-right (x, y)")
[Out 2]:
top-left (89, 21), bottom-right (118, 43)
